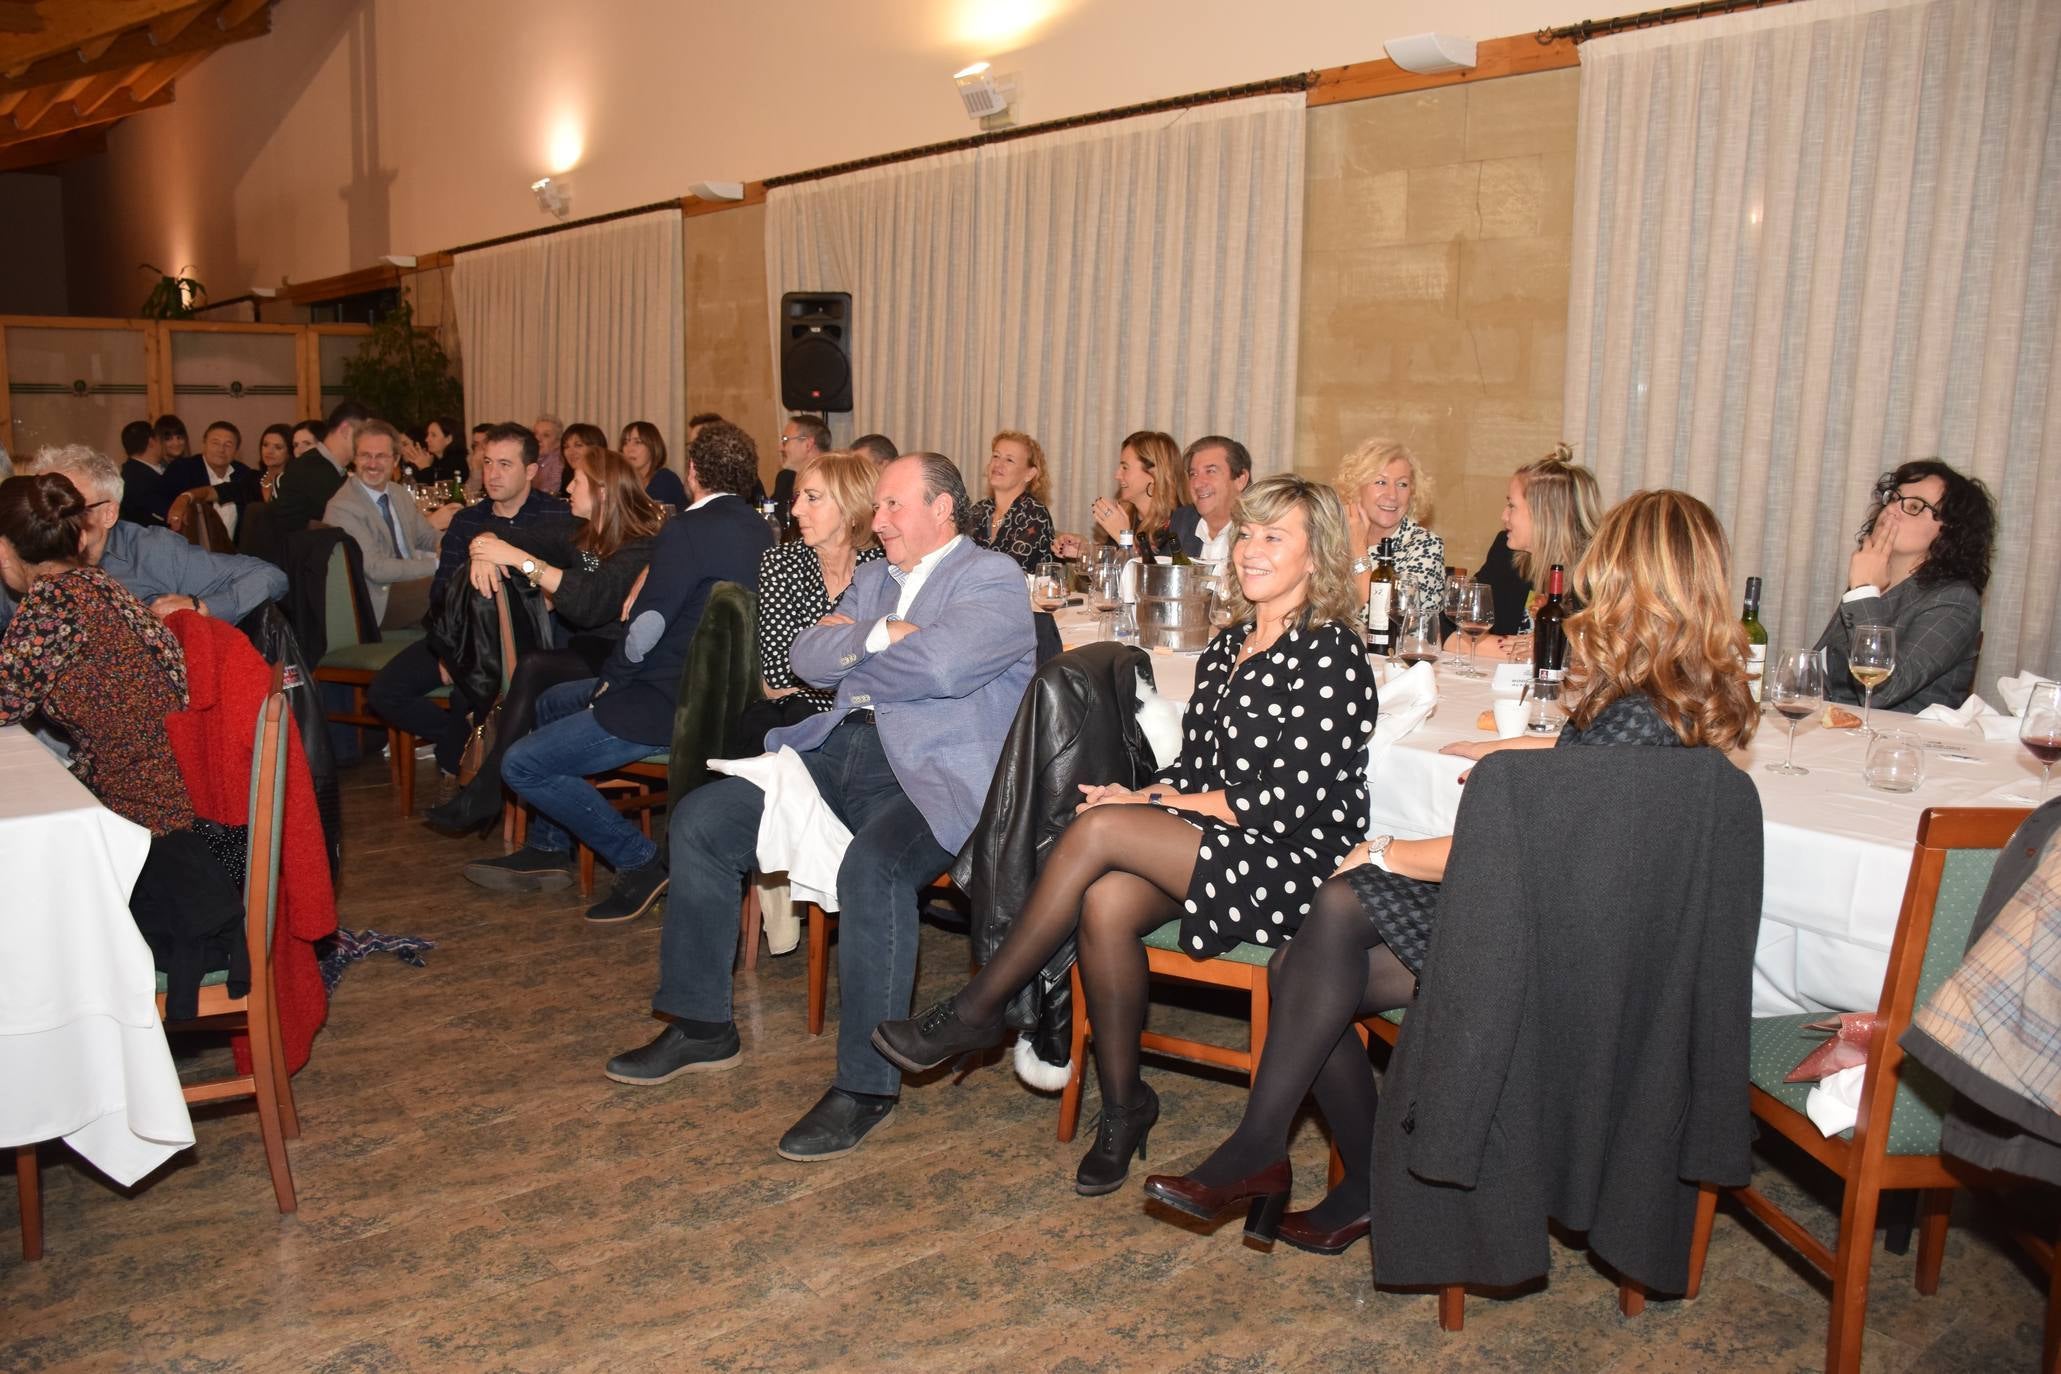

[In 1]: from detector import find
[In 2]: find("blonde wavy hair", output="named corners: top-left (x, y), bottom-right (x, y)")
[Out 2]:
top-left (1512, 446), bottom-right (1603, 587)
top-left (1116, 429), bottom-right (1186, 539)
top-left (1563, 489), bottom-right (1759, 751)
top-left (989, 429), bottom-right (1048, 503)
top-left (1334, 436), bottom-right (1433, 525)
top-left (797, 450), bottom-right (881, 550)
top-left (1219, 474), bottom-right (1360, 630)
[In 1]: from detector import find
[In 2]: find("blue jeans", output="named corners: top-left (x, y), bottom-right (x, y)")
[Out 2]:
top-left (655, 718), bottom-right (951, 1097)
top-left (500, 678), bottom-right (659, 873)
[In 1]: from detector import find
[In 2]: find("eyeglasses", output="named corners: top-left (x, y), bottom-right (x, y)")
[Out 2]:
top-left (1882, 491), bottom-right (1942, 519)
top-left (777, 434), bottom-right (799, 447)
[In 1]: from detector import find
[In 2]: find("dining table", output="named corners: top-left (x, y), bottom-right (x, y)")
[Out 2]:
top-left (0, 724), bottom-right (194, 1187)
top-left (1051, 604), bottom-right (2042, 1017)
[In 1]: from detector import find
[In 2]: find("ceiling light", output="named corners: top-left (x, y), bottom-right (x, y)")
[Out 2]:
top-left (1382, 33), bottom-right (1477, 75)
top-left (531, 177), bottom-right (571, 220)
top-left (953, 61), bottom-right (1018, 129)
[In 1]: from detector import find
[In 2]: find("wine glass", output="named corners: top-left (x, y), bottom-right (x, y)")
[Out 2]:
top-left (1205, 577), bottom-right (1236, 631)
top-left (1088, 552), bottom-right (1124, 640)
top-left (2014, 681), bottom-right (2061, 804)
top-left (1452, 582), bottom-right (1494, 679)
top-left (1029, 561), bottom-right (1068, 614)
top-left (1849, 624), bottom-right (1897, 734)
top-left (1395, 598), bottom-right (1441, 668)
top-left (1764, 648), bottom-right (1827, 776)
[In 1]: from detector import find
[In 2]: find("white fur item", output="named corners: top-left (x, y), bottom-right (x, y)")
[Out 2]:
top-left (1013, 1035), bottom-right (1073, 1092)
top-left (1134, 671), bottom-right (1184, 768)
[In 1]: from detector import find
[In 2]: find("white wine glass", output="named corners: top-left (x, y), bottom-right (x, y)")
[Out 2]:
top-left (1453, 582), bottom-right (1494, 680)
top-left (1764, 648), bottom-right (1827, 776)
top-left (2011, 681), bottom-right (2061, 805)
top-left (1849, 624), bottom-right (1897, 734)
top-left (1205, 577), bottom-right (1237, 630)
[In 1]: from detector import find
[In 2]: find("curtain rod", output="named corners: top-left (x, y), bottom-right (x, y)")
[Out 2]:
top-left (441, 197), bottom-right (686, 261)
top-left (762, 72), bottom-right (1315, 190)
top-left (1538, 0), bottom-right (1802, 45)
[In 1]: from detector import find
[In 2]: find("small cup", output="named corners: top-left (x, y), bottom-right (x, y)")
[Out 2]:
top-left (1863, 730), bottom-right (1926, 793)
top-left (1526, 678), bottom-right (1563, 735)
top-left (1491, 699), bottom-right (1529, 739)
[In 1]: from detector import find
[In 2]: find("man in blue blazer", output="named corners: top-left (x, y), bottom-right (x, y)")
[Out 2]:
top-left (467, 421), bottom-right (772, 918)
top-left (606, 453), bottom-right (1038, 1161)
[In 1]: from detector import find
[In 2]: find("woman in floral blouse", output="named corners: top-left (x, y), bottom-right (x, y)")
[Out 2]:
top-left (964, 430), bottom-right (1055, 571)
top-left (1336, 437), bottom-right (1445, 615)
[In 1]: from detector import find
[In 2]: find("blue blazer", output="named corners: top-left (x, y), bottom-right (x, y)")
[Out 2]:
top-left (774, 537), bottom-right (1037, 853)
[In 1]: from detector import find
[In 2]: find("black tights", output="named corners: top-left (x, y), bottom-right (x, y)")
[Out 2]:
top-left (954, 804), bottom-right (1201, 1109)
top-left (1187, 875), bottom-right (1417, 1229)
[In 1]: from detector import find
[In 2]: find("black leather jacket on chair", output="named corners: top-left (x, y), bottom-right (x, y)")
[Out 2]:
top-left (952, 640), bottom-right (1161, 1067)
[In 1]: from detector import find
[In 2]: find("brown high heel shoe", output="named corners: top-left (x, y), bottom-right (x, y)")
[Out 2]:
top-left (1141, 1159), bottom-right (1293, 1244)
top-left (1277, 1208), bottom-right (1370, 1256)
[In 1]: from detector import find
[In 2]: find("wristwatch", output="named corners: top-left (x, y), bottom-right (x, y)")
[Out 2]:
top-left (519, 558), bottom-right (541, 588)
top-left (1366, 833), bottom-right (1394, 871)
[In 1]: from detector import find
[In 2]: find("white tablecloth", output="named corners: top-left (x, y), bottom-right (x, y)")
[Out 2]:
top-left (1365, 665), bottom-right (2042, 1017)
top-left (0, 725), bottom-right (194, 1186)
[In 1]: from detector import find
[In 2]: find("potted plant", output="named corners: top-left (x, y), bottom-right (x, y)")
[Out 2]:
top-left (139, 264), bottom-right (206, 318)
top-left (341, 294), bottom-right (464, 432)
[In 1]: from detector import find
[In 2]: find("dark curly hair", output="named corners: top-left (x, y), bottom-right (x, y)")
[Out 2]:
top-left (1858, 458), bottom-right (1995, 594)
top-left (684, 420), bottom-right (760, 500)
top-left (0, 472), bottom-right (93, 565)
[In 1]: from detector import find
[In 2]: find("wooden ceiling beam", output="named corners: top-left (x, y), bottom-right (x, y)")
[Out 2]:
top-left (216, 0), bottom-right (268, 28)
top-left (70, 64), bottom-right (134, 116)
top-left (0, 1), bottom-right (218, 72)
top-left (8, 77), bottom-right (62, 129)
top-left (125, 46), bottom-right (201, 101)
top-left (0, 4), bottom-right (266, 96)
top-left (147, 3), bottom-right (209, 47)
top-left (1, 83), bottom-right (169, 145)
top-left (77, 33), bottom-right (122, 63)
top-left (0, 2), bottom-right (41, 36)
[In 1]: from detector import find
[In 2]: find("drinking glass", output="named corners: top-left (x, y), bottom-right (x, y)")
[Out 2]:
top-left (2013, 681), bottom-right (2061, 804)
top-left (1029, 561), bottom-right (1068, 613)
top-left (1764, 648), bottom-right (1827, 776)
top-left (1862, 730), bottom-right (1925, 793)
top-left (1205, 577), bottom-right (1237, 630)
top-left (1395, 598), bottom-right (1441, 668)
top-left (1452, 582), bottom-right (1494, 679)
top-left (1848, 624), bottom-right (1897, 734)
top-left (1088, 552), bottom-right (1124, 640)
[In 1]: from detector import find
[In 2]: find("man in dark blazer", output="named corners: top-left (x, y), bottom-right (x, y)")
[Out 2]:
top-left (267, 399), bottom-right (370, 535)
top-left (117, 419), bottom-right (171, 526)
top-left (468, 421), bottom-right (772, 918)
top-left (163, 420), bottom-right (265, 542)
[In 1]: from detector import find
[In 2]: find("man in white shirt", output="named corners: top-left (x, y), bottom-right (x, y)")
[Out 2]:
top-left (1175, 435), bottom-right (1253, 567)
top-left (323, 419), bottom-right (441, 622)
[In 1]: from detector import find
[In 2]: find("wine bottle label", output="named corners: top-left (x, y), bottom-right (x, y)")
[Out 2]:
top-left (1745, 643), bottom-right (1766, 702)
top-left (1367, 583), bottom-right (1390, 633)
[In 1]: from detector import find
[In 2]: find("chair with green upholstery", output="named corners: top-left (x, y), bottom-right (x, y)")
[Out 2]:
top-left (308, 534), bottom-right (435, 812)
top-left (1694, 806), bottom-right (2033, 1374)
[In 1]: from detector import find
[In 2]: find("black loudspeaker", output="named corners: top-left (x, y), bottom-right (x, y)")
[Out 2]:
top-left (780, 291), bottom-right (853, 412)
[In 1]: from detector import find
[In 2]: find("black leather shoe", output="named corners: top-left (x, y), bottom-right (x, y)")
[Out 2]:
top-left (870, 996), bottom-right (1005, 1073)
top-left (465, 846), bottom-right (575, 892)
top-left (776, 1087), bottom-right (897, 1162)
top-left (423, 778), bottom-right (503, 838)
top-left (603, 1022), bottom-right (741, 1085)
top-left (1075, 1083), bottom-right (1160, 1196)
top-left (585, 857), bottom-right (669, 923)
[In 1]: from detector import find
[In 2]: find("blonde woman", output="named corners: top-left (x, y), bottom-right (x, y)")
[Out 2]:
top-left (1337, 437), bottom-right (1445, 612)
top-left (1054, 429), bottom-right (1187, 560)
top-left (1144, 489), bottom-right (1757, 1255)
top-left (874, 475), bottom-right (1379, 1197)
top-left (964, 430), bottom-right (1055, 570)
top-left (1454, 447), bottom-right (1603, 659)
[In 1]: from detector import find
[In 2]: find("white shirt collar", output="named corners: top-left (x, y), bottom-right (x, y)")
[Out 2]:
top-left (687, 491), bottom-right (725, 511)
top-left (354, 477), bottom-right (391, 503)
top-left (889, 534), bottom-right (962, 586)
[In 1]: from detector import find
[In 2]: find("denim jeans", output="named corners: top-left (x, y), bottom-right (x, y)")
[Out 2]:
top-left (500, 678), bottom-right (659, 873)
top-left (655, 718), bottom-right (951, 1097)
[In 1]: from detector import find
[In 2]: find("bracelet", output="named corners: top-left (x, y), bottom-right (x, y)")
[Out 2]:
top-left (1147, 791), bottom-right (1164, 804)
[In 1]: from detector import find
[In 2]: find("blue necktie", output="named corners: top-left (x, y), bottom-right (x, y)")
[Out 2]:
top-left (374, 491), bottom-right (405, 557)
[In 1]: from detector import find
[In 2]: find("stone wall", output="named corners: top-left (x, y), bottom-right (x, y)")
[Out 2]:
top-left (1295, 68), bottom-right (1580, 573)
top-left (683, 204), bottom-right (778, 486)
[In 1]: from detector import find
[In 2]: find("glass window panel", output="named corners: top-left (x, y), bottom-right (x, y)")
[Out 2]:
top-left (5, 325), bottom-right (150, 462)
top-left (167, 329), bottom-right (301, 465)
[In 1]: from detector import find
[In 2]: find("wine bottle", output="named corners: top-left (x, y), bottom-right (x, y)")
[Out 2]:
top-left (1169, 540), bottom-right (1192, 567)
top-left (759, 500), bottom-right (784, 545)
top-left (1366, 538), bottom-right (1397, 656)
top-left (446, 476), bottom-right (467, 506)
top-left (1532, 563), bottom-right (1568, 682)
top-left (1741, 576), bottom-right (1768, 703)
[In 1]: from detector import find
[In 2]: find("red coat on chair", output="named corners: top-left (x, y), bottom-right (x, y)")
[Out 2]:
top-left (163, 611), bottom-right (338, 1074)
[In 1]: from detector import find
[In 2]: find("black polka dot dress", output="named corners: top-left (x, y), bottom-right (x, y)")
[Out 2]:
top-left (1152, 617), bottom-right (1379, 959)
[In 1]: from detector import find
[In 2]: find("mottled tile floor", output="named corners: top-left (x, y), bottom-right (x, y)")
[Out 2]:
top-left (2, 760), bottom-right (2050, 1371)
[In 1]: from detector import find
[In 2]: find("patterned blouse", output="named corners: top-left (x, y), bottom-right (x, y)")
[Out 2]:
top-left (756, 540), bottom-right (885, 711)
top-left (967, 493), bottom-right (1055, 571)
top-left (1369, 517), bottom-right (1447, 615)
top-left (0, 565), bottom-right (192, 836)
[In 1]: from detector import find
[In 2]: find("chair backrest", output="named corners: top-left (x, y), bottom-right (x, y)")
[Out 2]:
top-left (320, 539), bottom-right (370, 654)
top-left (240, 692), bottom-right (293, 972)
top-left (667, 580), bottom-right (759, 800)
top-left (492, 578), bottom-right (519, 696)
top-left (1854, 806), bottom-right (2028, 1156)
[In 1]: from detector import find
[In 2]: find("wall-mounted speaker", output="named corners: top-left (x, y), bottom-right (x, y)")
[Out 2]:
top-left (780, 291), bottom-right (853, 413)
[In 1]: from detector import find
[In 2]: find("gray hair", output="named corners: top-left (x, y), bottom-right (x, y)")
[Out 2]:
top-left (30, 444), bottom-right (124, 503)
top-left (909, 452), bottom-right (967, 533)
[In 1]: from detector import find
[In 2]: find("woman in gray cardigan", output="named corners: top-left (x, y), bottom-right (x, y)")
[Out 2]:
top-left (1815, 458), bottom-right (1995, 714)
top-left (1141, 489), bottom-right (1764, 1255)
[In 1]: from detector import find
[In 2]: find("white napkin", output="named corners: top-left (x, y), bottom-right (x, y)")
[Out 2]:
top-left (1134, 671), bottom-right (1185, 768)
top-left (1917, 694), bottom-right (2002, 731)
top-left (1367, 661), bottom-right (1439, 770)
top-left (1999, 671), bottom-right (2057, 718)
top-left (1805, 1063), bottom-right (1866, 1137)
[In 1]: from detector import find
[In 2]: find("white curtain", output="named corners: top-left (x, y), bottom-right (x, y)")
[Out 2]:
top-left (765, 94), bottom-right (1305, 532)
top-left (452, 209), bottom-right (685, 452)
top-left (1564, 0), bottom-right (2061, 683)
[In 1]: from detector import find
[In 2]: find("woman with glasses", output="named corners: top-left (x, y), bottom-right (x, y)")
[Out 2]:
top-left (1815, 458), bottom-right (1995, 714)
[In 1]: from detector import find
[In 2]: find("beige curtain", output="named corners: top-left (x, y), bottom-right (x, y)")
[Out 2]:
top-left (451, 209), bottom-right (685, 451)
top-left (764, 94), bottom-right (1305, 533)
top-left (1564, 0), bottom-right (2061, 683)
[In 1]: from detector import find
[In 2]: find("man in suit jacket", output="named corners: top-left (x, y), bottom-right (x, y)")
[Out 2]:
top-left (164, 420), bottom-right (265, 543)
top-left (469, 420), bottom-right (773, 912)
top-left (1170, 435), bottom-right (1252, 563)
top-left (266, 399), bottom-right (370, 536)
top-left (602, 452), bottom-right (1038, 1163)
top-left (117, 419), bottom-right (172, 526)
top-left (321, 418), bottom-right (441, 623)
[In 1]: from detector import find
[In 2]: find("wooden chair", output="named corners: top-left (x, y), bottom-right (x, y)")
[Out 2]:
top-left (15, 692), bottom-right (303, 1259)
top-left (308, 536), bottom-right (435, 813)
top-left (1055, 921), bottom-right (1271, 1142)
top-left (803, 874), bottom-right (961, 1036)
top-left (1691, 806), bottom-right (2030, 1374)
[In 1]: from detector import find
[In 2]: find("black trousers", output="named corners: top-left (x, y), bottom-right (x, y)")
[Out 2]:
top-left (368, 638), bottom-right (472, 775)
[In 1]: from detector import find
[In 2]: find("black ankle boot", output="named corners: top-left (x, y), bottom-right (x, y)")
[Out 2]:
top-left (423, 774), bottom-right (502, 837)
top-left (1075, 1083), bottom-right (1160, 1196)
top-left (870, 996), bottom-right (1005, 1074)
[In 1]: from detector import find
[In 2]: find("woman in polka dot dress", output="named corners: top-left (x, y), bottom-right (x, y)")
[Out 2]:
top-left (873, 475), bottom-right (1377, 1198)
